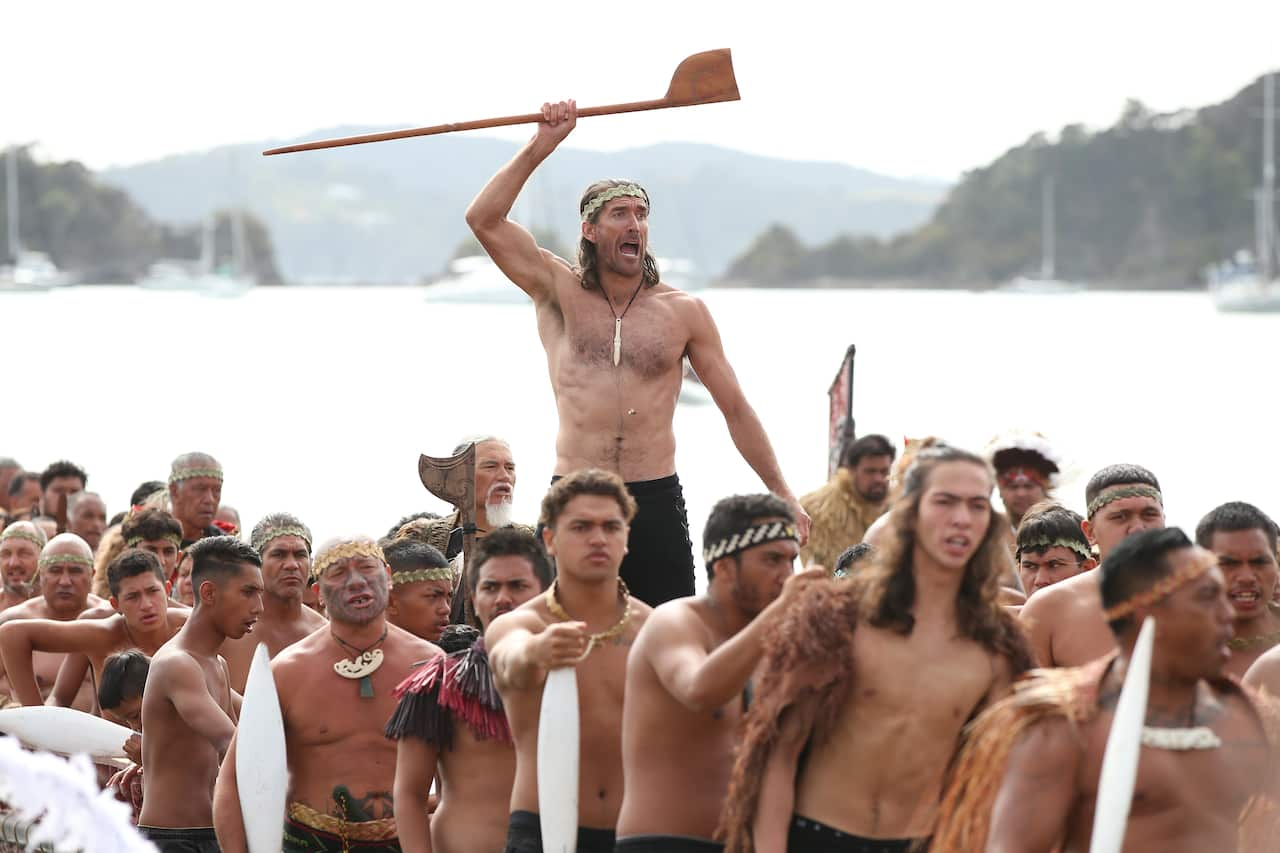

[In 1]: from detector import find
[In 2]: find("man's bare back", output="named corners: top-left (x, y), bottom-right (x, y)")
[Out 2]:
top-left (794, 622), bottom-right (1008, 840)
top-left (1020, 570), bottom-right (1117, 667)
top-left (491, 591), bottom-right (652, 830)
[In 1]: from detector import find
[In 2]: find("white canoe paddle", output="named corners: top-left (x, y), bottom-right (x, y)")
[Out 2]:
top-left (0, 705), bottom-right (133, 767)
top-left (538, 666), bottom-right (580, 853)
top-left (237, 643), bottom-right (288, 853)
top-left (1089, 616), bottom-right (1156, 853)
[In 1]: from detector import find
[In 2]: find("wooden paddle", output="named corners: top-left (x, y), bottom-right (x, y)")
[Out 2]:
top-left (262, 49), bottom-right (739, 156)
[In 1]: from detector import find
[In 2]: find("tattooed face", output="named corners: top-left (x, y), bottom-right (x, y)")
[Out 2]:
top-left (320, 556), bottom-right (390, 626)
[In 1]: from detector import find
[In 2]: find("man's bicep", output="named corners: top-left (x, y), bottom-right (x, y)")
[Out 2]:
top-left (986, 717), bottom-right (1079, 852)
top-left (165, 659), bottom-right (235, 743)
top-left (471, 220), bottom-right (557, 299)
top-left (644, 615), bottom-right (708, 704)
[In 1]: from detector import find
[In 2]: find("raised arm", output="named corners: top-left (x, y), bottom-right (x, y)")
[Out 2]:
top-left (0, 618), bottom-right (111, 707)
top-left (212, 731), bottom-right (248, 853)
top-left (464, 100), bottom-right (577, 301)
top-left (155, 654), bottom-right (236, 755)
top-left (684, 297), bottom-right (810, 541)
top-left (985, 716), bottom-right (1080, 852)
top-left (393, 737), bottom-right (439, 853)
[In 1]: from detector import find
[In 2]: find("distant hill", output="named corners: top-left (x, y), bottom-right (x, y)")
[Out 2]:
top-left (0, 147), bottom-right (281, 284)
top-left (100, 133), bottom-right (946, 284)
top-left (726, 73), bottom-right (1277, 289)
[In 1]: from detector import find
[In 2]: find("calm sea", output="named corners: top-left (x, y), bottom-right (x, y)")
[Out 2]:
top-left (4, 284), bottom-right (1277, 585)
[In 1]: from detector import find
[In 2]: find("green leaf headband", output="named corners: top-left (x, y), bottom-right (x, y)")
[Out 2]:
top-left (581, 184), bottom-right (649, 222)
top-left (703, 520), bottom-right (799, 565)
top-left (1016, 535), bottom-right (1092, 561)
top-left (312, 539), bottom-right (385, 578)
top-left (37, 553), bottom-right (94, 570)
top-left (251, 524), bottom-right (313, 554)
top-left (391, 567), bottom-right (455, 588)
top-left (0, 528), bottom-right (46, 550)
top-left (126, 534), bottom-right (182, 549)
top-left (168, 465), bottom-right (224, 485)
top-left (1087, 484), bottom-right (1162, 519)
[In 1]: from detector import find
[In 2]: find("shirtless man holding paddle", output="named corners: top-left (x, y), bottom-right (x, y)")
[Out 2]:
top-left (466, 102), bottom-right (808, 606)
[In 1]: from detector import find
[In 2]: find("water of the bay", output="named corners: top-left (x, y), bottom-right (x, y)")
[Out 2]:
top-left (3, 284), bottom-right (1275, 587)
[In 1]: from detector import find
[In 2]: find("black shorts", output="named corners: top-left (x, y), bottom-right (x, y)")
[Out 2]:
top-left (504, 809), bottom-right (616, 853)
top-left (137, 826), bottom-right (220, 853)
top-left (548, 473), bottom-right (695, 607)
top-left (788, 816), bottom-right (922, 853)
top-left (615, 835), bottom-right (723, 852)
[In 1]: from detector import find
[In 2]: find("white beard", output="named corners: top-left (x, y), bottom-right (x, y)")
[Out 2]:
top-left (486, 499), bottom-right (515, 529)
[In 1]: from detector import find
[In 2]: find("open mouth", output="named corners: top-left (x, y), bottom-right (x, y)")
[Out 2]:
top-left (1230, 589), bottom-right (1261, 608)
top-left (943, 536), bottom-right (971, 555)
top-left (347, 593), bottom-right (374, 608)
top-left (619, 241), bottom-right (640, 257)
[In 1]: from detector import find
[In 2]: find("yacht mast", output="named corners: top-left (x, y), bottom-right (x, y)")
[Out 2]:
top-left (1040, 175), bottom-right (1056, 281)
top-left (1258, 72), bottom-right (1275, 283)
top-left (5, 146), bottom-right (18, 264)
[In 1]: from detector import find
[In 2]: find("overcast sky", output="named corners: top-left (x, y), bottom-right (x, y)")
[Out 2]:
top-left (7, 1), bottom-right (1278, 181)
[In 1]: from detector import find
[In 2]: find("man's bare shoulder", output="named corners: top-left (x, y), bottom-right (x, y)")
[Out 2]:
top-left (77, 601), bottom-right (116, 620)
top-left (269, 623), bottom-right (331, 672)
top-left (0, 599), bottom-right (45, 625)
top-left (1244, 644), bottom-right (1280, 695)
top-left (1022, 571), bottom-right (1099, 622)
top-left (385, 623), bottom-right (441, 659)
top-left (147, 644), bottom-right (205, 686)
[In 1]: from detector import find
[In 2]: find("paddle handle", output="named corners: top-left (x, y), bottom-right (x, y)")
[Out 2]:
top-left (263, 97), bottom-right (697, 156)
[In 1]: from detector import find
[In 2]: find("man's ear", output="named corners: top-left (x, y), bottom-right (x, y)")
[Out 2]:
top-left (541, 525), bottom-right (557, 558)
top-left (109, 596), bottom-right (121, 613)
top-left (1081, 518), bottom-right (1095, 546)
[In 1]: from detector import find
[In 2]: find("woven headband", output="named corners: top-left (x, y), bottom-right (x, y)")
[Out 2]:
top-left (1087, 484), bottom-right (1162, 518)
top-left (703, 520), bottom-right (799, 565)
top-left (0, 528), bottom-right (45, 550)
top-left (391, 567), bottom-right (454, 588)
top-left (126, 534), bottom-right (182, 549)
top-left (251, 524), bottom-right (313, 554)
top-left (1017, 535), bottom-right (1092, 561)
top-left (581, 184), bottom-right (648, 222)
top-left (313, 540), bottom-right (386, 578)
top-left (37, 553), bottom-right (94, 570)
top-left (1103, 553), bottom-right (1215, 622)
top-left (169, 465), bottom-right (224, 486)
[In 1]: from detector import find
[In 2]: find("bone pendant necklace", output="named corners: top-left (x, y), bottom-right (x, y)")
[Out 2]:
top-left (601, 280), bottom-right (646, 367)
top-left (332, 627), bottom-right (388, 698)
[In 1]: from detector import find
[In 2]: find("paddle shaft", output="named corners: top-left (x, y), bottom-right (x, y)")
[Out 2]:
top-left (265, 97), bottom-right (706, 156)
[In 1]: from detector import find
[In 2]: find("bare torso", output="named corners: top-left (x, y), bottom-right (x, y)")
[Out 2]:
top-left (220, 603), bottom-right (326, 693)
top-left (1021, 570), bottom-right (1117, 667)
top-left (795, 623), bottom-right (1001, 840)
top-left (0, 596), bottom-right (102, 710)
top-left (539, 267), bottom-right (693, 481)
top-left (616, 598), bottom-right (744, 839)
top-left (138, 644), bottom-right (234, 828)
top-left (273, 624), bottom-right (439, 824)
top-left (433, 727), bottom-right (517, 853)
top-left (500, 596), bottom-right (651, 830)
top-left (1061, 680), bottom-right (1269, 851)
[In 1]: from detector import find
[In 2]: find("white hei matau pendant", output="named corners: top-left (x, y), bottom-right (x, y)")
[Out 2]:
top-left (613, 318), bottom-right (622, 366)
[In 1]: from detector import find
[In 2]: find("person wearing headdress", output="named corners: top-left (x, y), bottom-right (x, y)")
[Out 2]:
top-left (218, 512), bottom-right (327, 693)
top-left (1014, 501), bottom-right (1096, 602)
top-left (0, 520), bottom-right (45, 613)
top-left (798, 434), bottom-right (894, 572)
top-left (387, 526), bottom-right (551, 853)
top-left (0, 532), bottom-right (102, 709)
top-left (1198, 502), bottom-right (1280, 679)
top-left (1021, 463), bottom-right (1165, 668)
top-left (121, 507), bottom-right (184, 587)
top-left (466, 100), bottom-right (810, 608)
top-left (214, 535), bottom-right (440, 853)
top-left (984, 430), bottom-right (1062, 530)
top-left (167, 452), bottom-right (225, 548)
top-left (384, 539), bottom-right (454, 644)
top-left (717, 445), bottom-right (1033, 853)
top-left (933, 527), bottom-right (1280, 852)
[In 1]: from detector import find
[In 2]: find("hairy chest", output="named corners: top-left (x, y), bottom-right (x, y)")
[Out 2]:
top-left (552, 289), bottom-right (686, 379)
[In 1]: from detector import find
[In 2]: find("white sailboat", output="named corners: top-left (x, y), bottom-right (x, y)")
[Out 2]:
top-left (1000, 176), bottom-right (1084, 293)
top-left (138, 210), bottom-right (255, 294)
top-left (1209, 71), bottom-right (1280, 312)
top-left (1, 146), bottom-right (67, 291)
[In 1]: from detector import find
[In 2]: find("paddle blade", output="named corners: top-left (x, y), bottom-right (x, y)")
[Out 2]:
top-left (418, 443), bottom-right (476, 511)
top-left (237, 643), bottom-right (287, 853)
top-left (537, 667), bottom-right (580, 853)
top-left (663, 49), bottom-right (740, 105)
top-left (1089, 616), bottom-right (1156, 853)
top-left (0, 705), bottom-right (132, 767)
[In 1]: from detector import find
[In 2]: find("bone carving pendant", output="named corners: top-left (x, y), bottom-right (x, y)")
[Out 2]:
top-left (333, 648), bottom-right (384, 680)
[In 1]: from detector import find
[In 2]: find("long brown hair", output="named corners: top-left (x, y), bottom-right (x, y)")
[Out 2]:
top-left (856, 443), bottom-right (1033, 669)
top-left (576, 179), bottom-right (660, 291)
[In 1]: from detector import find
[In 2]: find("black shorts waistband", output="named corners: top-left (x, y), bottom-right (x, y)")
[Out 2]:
top-left (549, 473), bottom-right (680, 494)
top-left (788, 816), bottom-right (920, 853)
top-left (508, 810), bottom-right (616, 850)
top-left (137, 827), bottom-right (218, 839)
top-left (615, 834), bottom-right (723, 852)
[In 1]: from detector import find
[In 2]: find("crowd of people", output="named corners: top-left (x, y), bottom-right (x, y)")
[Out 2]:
top-left (2, 99), bottom-right (1279, 853)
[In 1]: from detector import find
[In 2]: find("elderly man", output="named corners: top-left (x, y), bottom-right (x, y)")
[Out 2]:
top-left (167, 452), bottom-right (225, 548)
top-left (214, 535), bottom-right (440, 853)
top-left (218, 512), bottom-right (327, 693)
top-left (68, 491), bottom-right (108, 555)
top-left (0, 521), bottom-right (45, 612)
top-left (799, 434), bottom-right (894, 571)
top-left (0, 533), bottom-right (103, 708)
